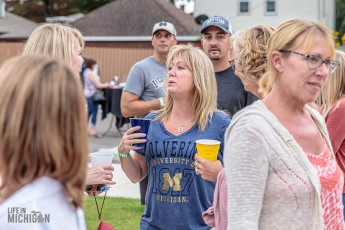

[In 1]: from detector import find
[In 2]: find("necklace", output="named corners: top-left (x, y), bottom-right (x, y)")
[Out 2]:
top-left (171, 117), bottom-right (194, 133)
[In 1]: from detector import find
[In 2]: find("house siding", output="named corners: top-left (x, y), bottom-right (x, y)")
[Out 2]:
top-left (194, 0), bottom-right (335, 31)
top-left (0, 40), bottom-right (201, 83)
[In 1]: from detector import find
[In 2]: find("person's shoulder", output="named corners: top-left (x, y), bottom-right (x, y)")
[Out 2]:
top-left (127, 58), bottom-right (153, 80)
top-left (336, 97), bottom-right (345, 109)
top-left (145, 112), bottom-right (157, 120)
top-left (328, 97), bottom-right (345, 116)
top-left (231, 101), bottom-right (271, 126)
top-left (212, 111), bottom-right (231, 126)
top-left (83, 68), bottom-right (92, 76)
top-left (0, 177), bottom-right (81, 228)
top-left (215, 66), bottom-right (234, 75)
top-left (213, 111), bottom-right (230, 120)
top-left (20, 177), bottom-right (64, 200)
top-left (134, 56), bottom-right (155, 66)
top-left (0, 177), bottom-right (67, 210)
top-left (128, 57), bottom-right (157, 76)
top-left (215, 67), bottom-right (244, 85)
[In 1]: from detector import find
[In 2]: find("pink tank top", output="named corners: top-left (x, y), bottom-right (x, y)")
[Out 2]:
top-left (307, 140), bottom-right (345, 229)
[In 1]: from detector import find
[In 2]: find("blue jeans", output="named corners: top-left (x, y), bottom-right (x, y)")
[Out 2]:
top-left (87, 97), bottom-right (99, 125)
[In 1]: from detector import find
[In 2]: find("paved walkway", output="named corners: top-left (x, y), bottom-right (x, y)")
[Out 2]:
top-left (88, 111), bottom-right (140, 198)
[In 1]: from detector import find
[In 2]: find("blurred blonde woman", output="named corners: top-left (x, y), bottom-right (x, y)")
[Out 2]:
top-left (0, 55), bottom-right (87, 229)
top-left (231, 25), bottom-right (274, 97)
top-left (319, 50), bottom-right (345, 219)
top-left (225, 19), bottom-right (343, 229)
top-left (22, 23), bottom-right (84, 73)
top-left (202, 24), bottom-right (274, 230)
top-left (22, 23), bottom-right (115, 188)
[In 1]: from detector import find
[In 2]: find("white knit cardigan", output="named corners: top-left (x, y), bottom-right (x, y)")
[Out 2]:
top-left (224, 100), bottom-right (330, 230)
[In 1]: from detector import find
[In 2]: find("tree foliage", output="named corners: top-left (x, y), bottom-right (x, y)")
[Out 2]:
top-left (6, 0), bottom-right (179, 23)
top-left (74, 0), bottom-right (113, 14)
top-left (6, 0), bottom-right (113, 22)
top-left (335, 0), bottom-right (345, 46)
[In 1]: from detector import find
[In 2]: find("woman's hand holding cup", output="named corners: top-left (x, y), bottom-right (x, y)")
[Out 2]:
top-left (119, 126), bottom-right (148, 154)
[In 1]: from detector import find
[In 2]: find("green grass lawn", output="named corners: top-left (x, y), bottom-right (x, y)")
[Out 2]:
top-left (84, 196), bottom-right (145, 230)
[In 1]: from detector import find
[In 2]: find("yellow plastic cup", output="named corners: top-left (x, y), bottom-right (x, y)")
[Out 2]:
top-left (195, 139), bottom-right (220, 162)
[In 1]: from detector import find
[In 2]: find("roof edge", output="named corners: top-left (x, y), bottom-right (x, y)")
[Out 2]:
top-left (84, 36), bottom-right (201, 42)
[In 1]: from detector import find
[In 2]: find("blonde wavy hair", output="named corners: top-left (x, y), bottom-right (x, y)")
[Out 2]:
top-left (22, 23), bottom-right (84, 69)
top-left (0, 55), bottom-right (88, 208)
top-left (259, 19), bottom-right (335, 97)
top-left (232, 25), bottom-right (274, 85)
top-left (319, 50), bottom-right (345, 117)
top-left (155, 44), bottom-right (219, 131)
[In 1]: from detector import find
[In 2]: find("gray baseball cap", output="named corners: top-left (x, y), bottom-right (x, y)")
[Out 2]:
top-left (200, 16), bottom-right (234, 35)
top-left (152, 21), bottom-right (177, 37)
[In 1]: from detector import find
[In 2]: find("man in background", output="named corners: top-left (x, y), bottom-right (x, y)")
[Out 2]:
top-left (201, 16), bottom-right (257, 118)
top-left (194, 16), bottom-right (258, 184)
top-left (121, 21), bottom-right (178, 205)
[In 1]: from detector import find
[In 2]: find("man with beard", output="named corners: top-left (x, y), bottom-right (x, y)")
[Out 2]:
top-left (200, 16), bottom-right (257, 118)
top-left (194, 16), bottom-right (258, 185)
top-left (121, 21), bottom-right (178, 205)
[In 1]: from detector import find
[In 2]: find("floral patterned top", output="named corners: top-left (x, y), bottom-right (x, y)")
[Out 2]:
top-left (307, 140), bottom-right (345, 229)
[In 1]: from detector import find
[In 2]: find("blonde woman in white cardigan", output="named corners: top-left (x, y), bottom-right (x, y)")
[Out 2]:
top-left (224, 19), bottom-right (343, 229)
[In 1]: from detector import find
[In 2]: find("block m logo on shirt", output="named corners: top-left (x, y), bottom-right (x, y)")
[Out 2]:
top-left (162, 172), bottom-right (182, 191)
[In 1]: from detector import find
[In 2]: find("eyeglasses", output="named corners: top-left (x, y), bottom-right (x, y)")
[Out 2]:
top-left (279, 50), bottom-right (339, 73)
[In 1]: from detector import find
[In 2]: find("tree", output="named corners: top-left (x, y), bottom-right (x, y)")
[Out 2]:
top-left (6, 0), bottom-right (178, 23)
top-left (6, 0), bottom-right (113, 22)
top-left (335, 0), bottom-right (345, 46)
top-left (74, 0), bottom-right (113, 14)
top-left (6, 0), bottom-right (78, 22)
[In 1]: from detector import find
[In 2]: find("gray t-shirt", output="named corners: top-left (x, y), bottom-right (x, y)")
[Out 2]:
top-left (124, 56), bottom-right (166, 101)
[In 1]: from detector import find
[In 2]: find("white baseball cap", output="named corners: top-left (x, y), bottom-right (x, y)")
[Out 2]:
top-left (152, 21), bottom-right (177, 37)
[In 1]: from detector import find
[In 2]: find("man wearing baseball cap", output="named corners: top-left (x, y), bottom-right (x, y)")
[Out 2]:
top-left (201, 16), bottom-right (257, 119)
top-left (152, 21), bottom-right (177, 37)
top-left (121, 21), bottom-right (177, 205)
top-left (196, 16), bottom-right (257, 181)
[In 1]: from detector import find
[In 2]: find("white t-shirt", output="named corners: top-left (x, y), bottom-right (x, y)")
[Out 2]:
top-left (0, 176), bottom-right (86, 230)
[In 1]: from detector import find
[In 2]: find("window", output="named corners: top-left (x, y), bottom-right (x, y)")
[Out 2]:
top-left (266, 0), bottom-right (275, 13)
top-left (239, 0), bottom-right (249, 13)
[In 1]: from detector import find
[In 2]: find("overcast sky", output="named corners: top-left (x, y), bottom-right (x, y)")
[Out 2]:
top-left (174, 0), bottom-right (195, 14)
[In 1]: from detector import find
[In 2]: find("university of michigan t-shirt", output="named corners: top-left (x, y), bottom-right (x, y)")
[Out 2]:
top-left (137, 112), bottom-right (230, 230)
